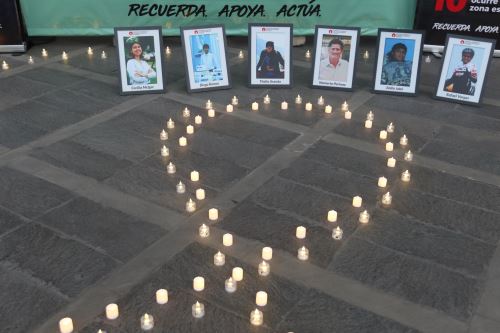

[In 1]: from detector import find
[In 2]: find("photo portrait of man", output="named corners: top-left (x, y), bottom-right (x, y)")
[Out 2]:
top-left (444, 47), bottom-right (478, 96)
top-left (381, 42), bottom-right (413, 87)
top-left (256, 41), bottom-right (285, 79)
top-left (199, 43), bottom-right (218, 71)
top-left (319, 38), bottom-right (349, 82)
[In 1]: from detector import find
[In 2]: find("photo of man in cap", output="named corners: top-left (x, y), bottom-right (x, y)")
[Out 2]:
top-left (444, 47), bottom-right (478, 96)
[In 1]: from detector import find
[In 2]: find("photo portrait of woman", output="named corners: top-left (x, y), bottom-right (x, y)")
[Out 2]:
top-left (256, 41), bottom-right (285, 79)
top-left (381, 41), bottom-right (413, 87)
top-left (125, 36), bottom-right (157, 85)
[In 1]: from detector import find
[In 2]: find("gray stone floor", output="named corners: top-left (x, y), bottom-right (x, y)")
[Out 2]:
top-left (0, 36), bottom-right (499, 333)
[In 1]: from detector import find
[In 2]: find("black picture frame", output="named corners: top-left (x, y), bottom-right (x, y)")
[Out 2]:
top-left (372, 28), bottom-right (425, 97)
top-left (248, 23), bottom-right (293, 88)
top-left (114, 26), bottom-right (167, 96)
top-left (434, 34), bottom-right (496, 106)
top-left (180, 24), bottom-right (232, 93)
top-left (310, 25), bottom-right (360, 91)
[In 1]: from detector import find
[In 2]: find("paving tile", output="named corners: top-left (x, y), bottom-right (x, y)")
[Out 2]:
top-left (277, 289), bottom-right (419, 333)
top-left (0, 264), bottom-right (67, 333)
top-left (0, 76), bottom-right (55, 102)
top-left (65, 48), bottom-right (118, 76)
top-left (35, 89), bottom-right (114, 118)
top-left (70, 79), bottom-right (134, 104)
top-left (104, 110), bottom-right (165, 140)
top-left (330, 236), bottom-right (481, 320)
top-left (19, 67), bottom-right (86, 87)
top-left (0, 168), bottom-right (73, 219)
top-left (0, 223), bottom-right (117, 297)
top-left (0, 207), bottom-right (26, 236)
top-left (356, 208), bottom-right (495, 277)
top-left (30, 139), bottom-right (133, 181)
top-left (0, 117), bottom-right (48, 148)
top-left (38, 197), bottom-right (166, 262)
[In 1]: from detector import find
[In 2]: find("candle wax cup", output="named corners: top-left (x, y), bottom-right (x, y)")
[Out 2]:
top-left (208, 208), bottom-right (219, 221)
top-left (256, 291), bottom-right (268, 306)
top-left (332, 226), bottom-right (343, 240)
top-left (250, 309), bottom-right (264, 326)
top-left (156, 289), bottom-right (169, 304)
top-left (199, 224), bottom-right (210, 238)
top-left (192, 302), bottom-right (205, 318)
top-left (193, 276), bottom-right (205, 291)
top-left (262, 247), bottom-right (273, 260)
top-left (258, 261), bottom-right (270, 276)
top-left (214, 251), bottom-right (225, 266)
top-left (225, 277), bottom-right (237, 293)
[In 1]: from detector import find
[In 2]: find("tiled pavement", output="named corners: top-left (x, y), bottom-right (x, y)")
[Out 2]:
top-left (0, 37), bottom-right (499, 333)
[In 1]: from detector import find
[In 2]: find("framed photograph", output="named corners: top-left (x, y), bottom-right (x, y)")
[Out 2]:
top-left (372, 29), bottom-right (425, 96)
top-left (115, 26), bottom-right (166, 95)
top-left (435, 34), bottom-right (496, 106)
top-left (180, 25), bottom-right (231, 93)
top-left (311, 26), bottom-right (360, 91)
top-left (248, 23), bottom-right (293, 88)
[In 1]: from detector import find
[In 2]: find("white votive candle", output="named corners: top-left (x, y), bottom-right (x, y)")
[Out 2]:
top-left (327, 210), bottom-right (337, 222)
top-left (367, 111), bottom-right (374, 121)
top-left (256, 291), bottom-right (268, 306)
top-left (156, 289), bottom-right (169, 304)
top-left (59, 317), bottom-right (73, 333)
top-left (208, 208), bottom-right (218, 221)
top-left (186, 125), bottom-right (194, 135)
top-left (190, 170), bottom-right (199, 182)
top-left (325, 105), bottom-right (332, 113)
top-left (359, 210), bottom-right (370, 224)
top-left (196, 188), bottom-right (205, 200)
top-left (214, 251), bottom-right (225, 266)
top-left (258, 260), bottom-right (270, 276)
top-left (252, 102), bottom-right (259, 111)
top-left (28, 56), bottom-right (34, 64)
top-left (387, 122), bottom-right (395, 133)
top-left (385, 142), bottom-right (394, 151)
top-left (295, 94), bottom-right (302, 104)
top-left (238, 50), bottom-right (244, 58)
top-left (101, 51), bottom-right (107, 59)
top-left (365, 120), bottom-right (373, 128)
top-left (344, 111), bottom-right (352, 119)
top-left (263, 94), bottom-right (271, 104)
top-left (305, 49), bottom-right (311, 58)
top-left (225, 277), bottom-right (237, 293)
top-left (378, 176), bottom-right (387, 188)
top-left (192, 301), bottom-right (205, 318)
top-left (42, 48), bottom-right (48, 57)
top-left (179, 136), bottom-right (187, 146)
top-left (296, 226), bottom-right (306, 239)
top-left (205, 100), bottom-right (213, 109)
top-left (379, 130), bottom-right (387, 139)
top-left (208, 108), bottom-right (215, 117)
top-left (231, 96), bottom-right (239, 105)
top-left (176, 181), bottom-right (185, 193)
top-left (352, 196), bottom-right (362, 208)
top-left (382, 192), bottom-right (392, 205)
top-left (404, 150), bottom-right (413, 162)
top-left (183, 107), bottom-right (190, 118)
top-left (223, 233), bottom-right (233, 246)
top-left (250, 308), bottom-right (263, 326)
top-left (318, 96), bottom-right (325, 106)
top-left (140, 313), bottom-right (154, 331)
top-left (262, 247), bottom-right (273, 260)
top-left (401, 170), bottom-right (411, 182)
top-left (281, 101), bottom-right (288, 110)
top-left (165, 46), bottom-right (171, 55)
top-left (193, 276), bottom-right (205, 291)
top-left (332, 226), bottom-right (343, 240)
top-left (161, 146), bottom-right (169, 157)
top-left (199, 224), bottom-right (210, 238)
top-left (232, 267), bottom-right (244, 281)
top-left (62, 51), bottom-right (68, 60)
top-left (105, 303), bottom-right (119, 320)
top-left (387, 157), bottom-right (396, 168)
top-left (297, 246), bottom-right (309, 261)
top-left (226, 104), bottom-right (233, 112)
top-left (160, 129), bottom-right (168, 140)
top-left (186, 198), bottom-right (196, 213)
top-left (400, 134), bottom-right (408, 146)
top-left (305, 102), bottom-right (313, 111)
top-left (341, 101), bottom-right (349, 112)
top-left (2, 61), bottom-right (9, 70)
top-left (195, 115), bottom-right (202, 124)
top-left (167, 118), bottom-right (175, 129)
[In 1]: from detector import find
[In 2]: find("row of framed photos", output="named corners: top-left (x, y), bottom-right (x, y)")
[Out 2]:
top-left (114, 24), bottom-right (496, 106)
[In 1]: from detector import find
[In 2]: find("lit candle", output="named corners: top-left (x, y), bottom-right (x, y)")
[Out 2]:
top-left (251, 102), bottom-right (259, 111)
top-left (297, 246), bottom-right (309, 261)
top-left (387, 157), bottom-right (396, 168)
top-left (195, 115), bottom-right (202, 124)
top-left (196, 188), bottom-right (205, 200)
top-left (205, 100), bottom-right (213, 109)
top-left (401, 170), bottom-right (411, 182)
top-left (404, 150), bottom-right (413, 162)
top-left (400, 134), bottom-right (408, 146)
top-left (193, 276), bottom-right (205, 291)
top-left (42, 48), bottom-right (48, 57)
top-left (325, 105), bottom-right (332, 114)
top-left (192, 301), bottom-right (205, 318)
top-left (359, 210), bottom-right (370, 223)
top-left (387, 122), bottom-right (395, 133)
top-left (382, 192), bottom-right (392, 205)
top-left (263, 94), bottom-right (271, 104)
top-left (176, 181), bottom-right (185, 194)
top-left (87, 47), bottom-right (93, 55)
top-left (385, 142), bottom-right (394, 151)
top-left (341, 101), bottom-right (349, 112)
top-left (295, 94), bottom-right (302, 104)
top-left (366, 111), bottom-right (374, 121)
top-left (425, 55), bottom-right (431, 63)
top-left (165, 46), bottom-right (171, 55)
top-left (344, 111), bottom-right (352, 119)
top-left (190, 170), bottom-right (199, 182)
top-left (327, 210), bottom-right (337, 222)
top-left (179, 136), bottom-right (187, 147)
top-left (223, 233), bottom-right (233, 247)
top-left (317, 96), bottom-right (325, 106)
top-left (305, 49), bottom-right (311, 58)
top-left (156, 289), bottom-right (168, 304)
top-left (378, 176), bottom-right (387, 188)
top-left (332, 226), bottom-right (343, 240)
top-left (296, 226), bottom-right (306, 239)
top-left (281, 101), bottom-right (288, 110)
top-left (183, 107), bottom-right (190, 118)
top-left (1, 61), bottom-right (8, 70)
top-left (379, 130), bottom-right (387, 140)
top-left (262, 247), bottom-right (273, 261)
top-left (226, 104), bottom-right (233, 112)
top-left (186, 125), bottom-right (194, 135)
top-left (101, 51), bottom-right (107, 59)
top-left (364, 120), bottom-right (373, 128)
top-left (167, 118), bottom-right (175, 129)
top-left (140, 313), bottom-right (154, 331)
top-left (160, 129), bottom-right (168, 140)
top-left (161, 145), bottom-right (169, 157)
top-left (208, 108), bottom-right (215, 118)
top-left (199, 224), bottom-right (210, 238)
top-left (208, 208), bottom-right (218, 221)
top-left (231, 96), bottom-right (239, 105)
top-left (166, 162), bottom-right (176, 174)
top-left (59, 317), bottom-right (73, 333)
top-left (256, 291), bottom-right (268, 306)
top-left (232, 267), bottom-right (243, 281)
top-left (352, 196), bottom-right (362, 208)
top-left (62, 51), bottom-right (68, 60)
top-left (258, 260), bottom-right (270, 276)
top-left (238, 50), bottom-right (244, 58)
top-left (363, 50), bottom-right (369, 60)
top-left (105, 303), bottom-right (119, 320)
top-left (305, 102), bottom-right (313, 111)
top-left (225, 277), bottom-right (237, 293)
top-left (28, 56), bottom-right (34, 64)
top-left (250, 308), bottom-right (263, 326)
top-left (186, 198), bottom-right (196, 213)
top-left (214, 251), bottom-right (225, 266)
